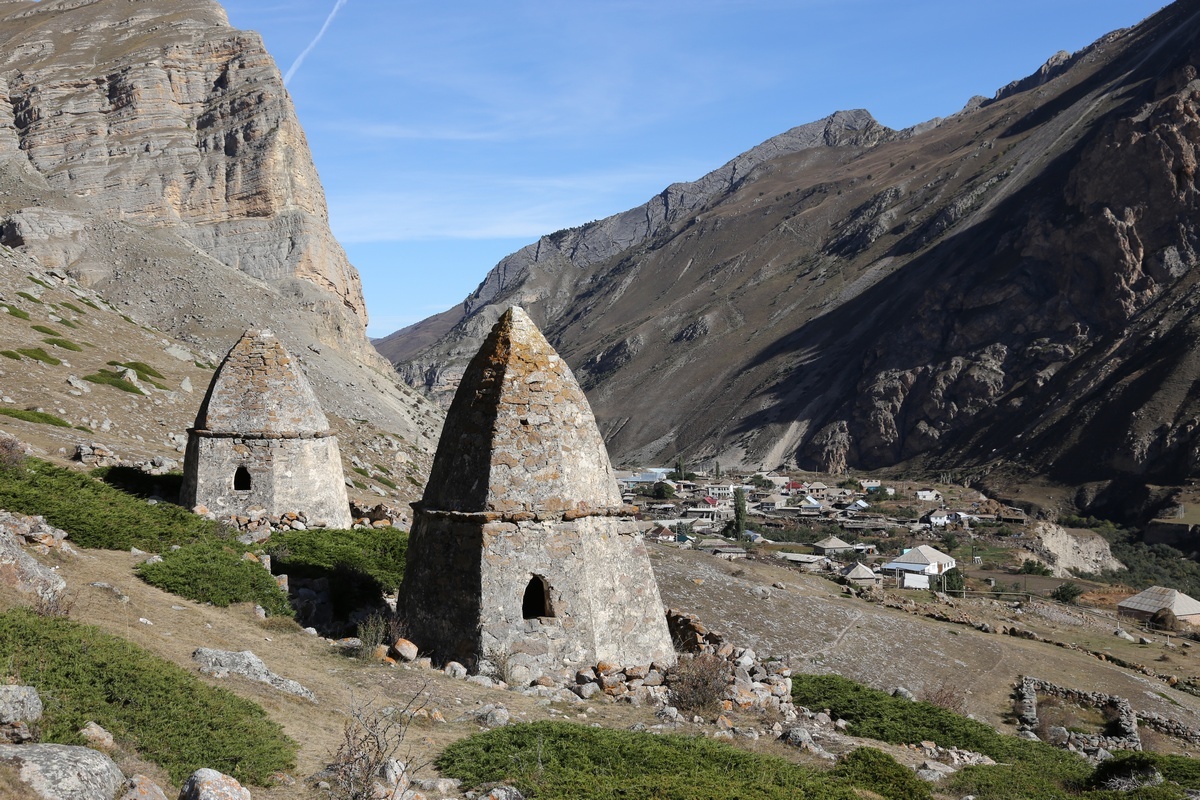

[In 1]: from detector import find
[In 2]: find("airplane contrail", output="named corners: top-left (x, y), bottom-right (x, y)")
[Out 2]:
top-left (283, 0), bottom-right (350, 86)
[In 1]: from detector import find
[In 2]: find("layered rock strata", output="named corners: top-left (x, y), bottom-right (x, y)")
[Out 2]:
top-left (400, 307), bottom-right (674, 676)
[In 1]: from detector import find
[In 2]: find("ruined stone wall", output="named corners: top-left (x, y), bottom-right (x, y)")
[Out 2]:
top-left (180, 434), bottom-right (351, 528)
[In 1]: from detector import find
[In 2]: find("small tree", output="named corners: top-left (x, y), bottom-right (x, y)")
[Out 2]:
top-left (1050, 582), bottom-right (1084, 604)
top-left (941, 567), bottom-right (965, 598)
top-left (940, 532), bottom-right (959, 553)
top-left (714, 461), bottom-right (722, 481)
top-left (733, 488), bottom-right (747, 539)
top-left (652, 481), bottom-right (675, 500)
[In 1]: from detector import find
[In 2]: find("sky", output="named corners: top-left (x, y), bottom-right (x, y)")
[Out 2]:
top-left (218, 1), bottom-right (1169, 338)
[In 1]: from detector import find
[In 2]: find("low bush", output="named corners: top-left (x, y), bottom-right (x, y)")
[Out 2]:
top-left (15, 291), bottom-right (41, 305)
top-left (0, 608), bottom-right (295, 784)
top-left (83, 370), bottom-right (142, 393)
top-left (58, 301), bottom-right (85, 315)
top-left (42, 337), bottom-right (82, 352)
top-left (266, 527), bottom-right (408, 593)
top-left (0, 350), bottom-right (19, 360)
top-left (0, 408), bottom-right (71, 428)
top-left (16, 348), bottom-right (59, 365)
top-left (667, 653), bottom-right (727, 714)
top-left (137, 539), bottom-right (292, 616)
top-left (30, 325), bottom-right (59, 336)
top-left (829, 747), bottom-right (932, 800)
top-left (437, 721), bottom-right (859, 800)
top-left (4, 306), bottom-right (29, 320)
top-left (0, 457), bottom-right (218, 549)
top-left (106, 360), bottom-right (164, 379)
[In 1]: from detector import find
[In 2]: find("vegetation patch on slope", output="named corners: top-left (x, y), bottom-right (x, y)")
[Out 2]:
top-left (136, 539), bottom-right (292, 616)
top-left (0, 457), bottom-right (218, 549)
top-left (791, 673), bottom-right (1200, 799)
top-left (0, 408), bottom-right (71, 428)
top-left (437, 721), bottom-right (925, 800)
top-left (266, 527), bottom-right (408, 593)
top-left (0, 607), bottom-right (296, 785)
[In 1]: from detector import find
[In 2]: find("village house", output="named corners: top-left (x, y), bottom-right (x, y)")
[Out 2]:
top-left (775, 552), bottom-right (830, 572)
top-left (859, 479), bottom-right (882, 492)
top-left (812, 535), bottom-right (856, 556)
top-left (916, 488), bottom-right (942, 502)
top-left (842, 562), bottom-right (880, 588)
top-left (923, 508), bottom-right (953, 527)
top-left (757, 494), bottom-right (787, 513)
top-left (882, 544), bottom-right (957, 576)
top-left (1117, 586), bottom-right (1200, 627)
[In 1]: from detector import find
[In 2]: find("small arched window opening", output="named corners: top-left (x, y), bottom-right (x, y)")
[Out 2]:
top-left (522, 575), bottom-right (553, 620)
top-left (233, 466), bottom-right (252, 491)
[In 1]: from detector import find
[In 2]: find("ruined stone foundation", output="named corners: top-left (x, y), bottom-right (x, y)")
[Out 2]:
top-left (401, 307), bottom-right (674, 678)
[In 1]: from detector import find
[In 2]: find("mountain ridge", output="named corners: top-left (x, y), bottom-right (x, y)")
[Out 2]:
top-left (380, 1), bottom-right (1200, 501)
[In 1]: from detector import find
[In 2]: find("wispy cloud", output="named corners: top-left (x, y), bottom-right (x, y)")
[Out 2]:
top-left (283, 0), bottom-right (349, 85)
top-left (328, 164), bottom-right (704, 244)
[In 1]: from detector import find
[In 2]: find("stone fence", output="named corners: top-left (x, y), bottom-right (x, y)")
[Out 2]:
top-left (1015, 676), bottom-right (1140, 755)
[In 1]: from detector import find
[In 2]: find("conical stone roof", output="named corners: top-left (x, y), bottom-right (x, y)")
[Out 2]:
top-left (193, 328), bottom-right (330, 436)
top-left (422, 306), bottom-right (622, 515)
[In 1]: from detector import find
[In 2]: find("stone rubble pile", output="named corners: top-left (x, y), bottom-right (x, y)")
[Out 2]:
top-left (0, 509), bottom-right (73, 555)
top-left (350, 501), bottom-right (403, 529)
top-left (72, 443), bottom-right (179, 475)
top-left (190, 505), bottom-right (327, 543)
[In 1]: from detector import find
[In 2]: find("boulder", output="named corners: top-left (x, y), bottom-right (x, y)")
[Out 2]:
top-left (0, 743), bottom-right (124, 800)
top-left (0, 685), bottom-right (42, 743)
top-left (0, 530), bottom-right (66, 604)
top-left (78, 721), bottom-right (114, 751)
top-left (191, 648), bottom-right (314, 701)
top-left (178, 769), bottom-right (251, 800)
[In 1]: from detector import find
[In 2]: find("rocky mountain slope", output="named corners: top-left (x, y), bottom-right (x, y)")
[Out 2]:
top-left (381, 0), bottom-right (1200, 496)
top-left (0, 0), bottom-right (441, 499)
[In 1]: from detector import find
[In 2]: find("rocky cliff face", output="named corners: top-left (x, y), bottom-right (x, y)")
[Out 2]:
top-left (383, 0), bottom-right (1200, 493)
top-left (0, 0), bottom-right (365, 324)
top-left (0, 0), bottom-right (441, 499)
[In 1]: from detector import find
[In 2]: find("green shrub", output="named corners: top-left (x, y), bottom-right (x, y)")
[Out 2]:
top-left (352, 466), bottom-right (369, 477)
top-left (137, 539), bottom-right (292, 616)
top-left (26, 276), bottom-right (49, 288)
top-left (0, 457), bottom-right (218, 549)
top-left (80, 298), bottom-right (99, 310)
top-left (1051, 582), bottom-right (1085, 604)
top-left (107, 360), bottom-right (164, 379)
top-left (83, 370), bottom-right (142, 393)
top-left (42, 337), bottom-right (82, 352)
top-left (16, 291), bottom-right (42, 304)
top-left (266, 527), bottom-right (406, 618)
top-left (59, 301), bottom-right (85, 315)
top-left (4, 306), bottom-right (29, 320)
top-left (436, 722), bottom-right (859, 800)
top-left (376, 475), bottom-right (398, 490)
top-left (0, 408), bottom-right (71, 428)
top-left (30, 325), bottom-right (59, 336)
top-left (0, 608), bottom-right (295, 784)
top-left (0, 350), bottom-right (18, 360)
top-left (56, 318), bottom-right (78, 329)
top-left (16, 348), bottom-right (60, 366)
top-left (791, 674), bottom-right (1100, 799)
top-left (830, 747), bottom-right (932, 800)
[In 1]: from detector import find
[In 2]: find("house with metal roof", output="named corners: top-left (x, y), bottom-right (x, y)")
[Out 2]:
top-left (1117, 586), bottom-right (1200, 626)
top-left (812, 535), bottom-right (855, 555)
top-left (882, 544), bottom-right (957, 576)
top-left (842, 562), bottom-right (880, 587)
